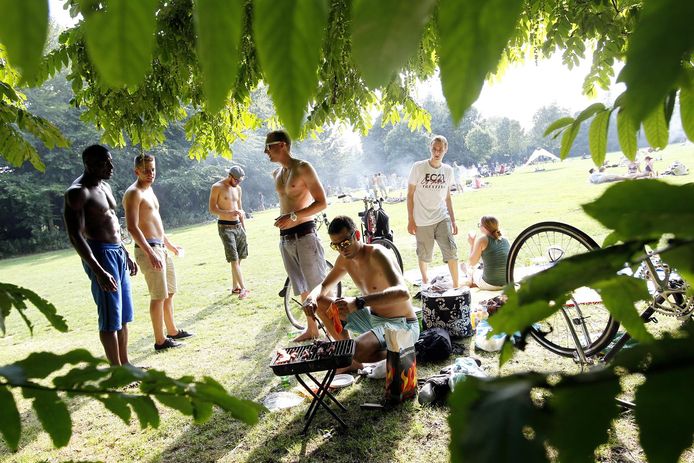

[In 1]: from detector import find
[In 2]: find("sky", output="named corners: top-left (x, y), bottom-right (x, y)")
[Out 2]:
top-left (48, 0), bottom-right (623, 130)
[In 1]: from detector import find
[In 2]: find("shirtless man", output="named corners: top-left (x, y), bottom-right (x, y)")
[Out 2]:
top-left (264, 129), bottom-right (329, 342)
top-left (209, 165), bottom-right (249, 298)
top-left (64, 144), bottom-right (137, 365)
top-left (303, 216), bottom-right (418, 372)
top-left (123, 154), bottom-right (193, 351)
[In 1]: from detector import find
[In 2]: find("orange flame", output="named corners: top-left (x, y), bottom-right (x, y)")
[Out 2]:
top-left (400, 360), bottom-right (417, 393)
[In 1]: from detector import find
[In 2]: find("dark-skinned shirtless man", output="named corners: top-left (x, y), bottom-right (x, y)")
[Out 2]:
top-left (64, 144), bottom-right (137, 365)
top-left (303, 216), bottom-right (419, 372)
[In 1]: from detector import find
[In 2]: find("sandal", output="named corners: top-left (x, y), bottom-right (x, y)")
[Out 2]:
top-left (238, 289), bottom-right (251, 299)
top-left (232, 288), bottom-right (242, 294)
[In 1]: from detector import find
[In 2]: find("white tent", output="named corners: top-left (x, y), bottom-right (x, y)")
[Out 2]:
top-left (525, 148), bottom-right (560, 165)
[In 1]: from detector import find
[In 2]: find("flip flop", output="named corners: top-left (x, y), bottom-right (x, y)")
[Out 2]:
top-left (232, 288), bottom-right (242, 294)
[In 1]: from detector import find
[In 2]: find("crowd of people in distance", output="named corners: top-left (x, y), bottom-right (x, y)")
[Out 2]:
top-left (588, 153), bottom-right (664, 184)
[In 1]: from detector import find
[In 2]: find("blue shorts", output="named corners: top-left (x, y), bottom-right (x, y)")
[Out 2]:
top-left (83, 241), bottom-right (135, 332)
top-left (345, 309), bottom-right (420, 349)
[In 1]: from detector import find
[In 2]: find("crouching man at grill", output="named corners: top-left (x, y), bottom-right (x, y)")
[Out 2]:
top-left (303, 216), bottom-right (419, 372)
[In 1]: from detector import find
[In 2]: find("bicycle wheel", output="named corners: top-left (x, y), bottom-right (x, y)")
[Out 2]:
top-left (506, 221), bottom-right (619, 358)
top-left (283, 260), bottom-right (342, 330)
top-left (372, 238), bottom-right (404, 272)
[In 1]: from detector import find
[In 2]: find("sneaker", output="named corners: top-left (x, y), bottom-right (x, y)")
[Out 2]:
top-left (238, 289), bottom-right (251, 299)
top-left (154, 338), bottom-right (183, 351)
top-left (168, 329), bottom-right (194, 340)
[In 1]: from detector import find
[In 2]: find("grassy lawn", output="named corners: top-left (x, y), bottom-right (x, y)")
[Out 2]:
top-left (1, 144), bottom-right (693, 463)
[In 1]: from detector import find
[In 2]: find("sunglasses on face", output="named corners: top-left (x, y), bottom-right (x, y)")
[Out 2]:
top-left (330, 231), bottom-right (356, 251)
top-left (264, 141), bottom-right (283, 151)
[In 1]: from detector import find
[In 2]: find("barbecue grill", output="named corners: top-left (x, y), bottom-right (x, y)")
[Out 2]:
top-left (270, 339), bottom-right (355, 434)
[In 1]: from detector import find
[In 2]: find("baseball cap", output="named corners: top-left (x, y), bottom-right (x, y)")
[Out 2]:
top-left (228, 165), bottom-right (245, 179)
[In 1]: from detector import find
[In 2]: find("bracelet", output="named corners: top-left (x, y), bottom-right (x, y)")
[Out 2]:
top-left (355, 296), bottom-right (366, 311)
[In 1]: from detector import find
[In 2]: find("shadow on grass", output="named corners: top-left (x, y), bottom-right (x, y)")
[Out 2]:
top-left (153, 313), bottom-right (416, 463)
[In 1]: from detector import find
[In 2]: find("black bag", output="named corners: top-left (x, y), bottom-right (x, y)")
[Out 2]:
top-left (415, 328), bottom-right (452, 363)
top-left (374, 208), bottom-right (393, 241)
top-left (421, 289), bottom-right (473, 338)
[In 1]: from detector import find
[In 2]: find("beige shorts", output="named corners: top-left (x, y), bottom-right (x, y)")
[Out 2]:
top-left (415, 219), bottom-right (458, 263)
top-left (134, 245), bottom-right (177, 300)
top-left (472, 268), bottom-right (503, 291)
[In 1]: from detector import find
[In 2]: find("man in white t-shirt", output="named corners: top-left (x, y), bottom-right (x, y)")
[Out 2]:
top-left (407, 135), bottom-right (459, 287)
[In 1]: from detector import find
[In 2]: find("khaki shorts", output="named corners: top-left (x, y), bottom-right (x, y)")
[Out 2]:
top-left (472, 268), bottom-right (504, 290)
top-left (415, 219), bottom-right (458, 263)
top-left (279, 232), bottom-right (328, 296)
top-left (134, 245), bottom-right (177, 300)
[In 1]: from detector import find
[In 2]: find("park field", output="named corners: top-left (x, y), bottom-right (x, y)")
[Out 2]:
top-left (1, 144), bottom-right (693, 463)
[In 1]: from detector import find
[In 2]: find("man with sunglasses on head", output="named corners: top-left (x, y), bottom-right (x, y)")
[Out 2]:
top-left (209, 165), bottom-right (249, 298)
top-left (264, 129), bottom-right (329, 342)
top-left (303, 216), bottom-right (419, 372)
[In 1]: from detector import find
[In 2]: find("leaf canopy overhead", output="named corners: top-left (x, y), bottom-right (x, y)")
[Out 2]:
top-left (0, 0), bottom-right (692, 163)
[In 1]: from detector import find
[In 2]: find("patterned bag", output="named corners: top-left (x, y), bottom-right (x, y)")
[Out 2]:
top-left (421, 288), bottom-right (473, 338)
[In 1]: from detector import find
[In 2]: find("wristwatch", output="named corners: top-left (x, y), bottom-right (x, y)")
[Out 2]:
top-left (355, 296), bottom-right (366, 311)
top-left (289, 211), bottom-right (298, 222)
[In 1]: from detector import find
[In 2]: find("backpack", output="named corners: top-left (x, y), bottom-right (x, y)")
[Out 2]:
top-left (373, 208), bottom-right (393, 241)
top-left (415, 327), bottom-right (452, 363)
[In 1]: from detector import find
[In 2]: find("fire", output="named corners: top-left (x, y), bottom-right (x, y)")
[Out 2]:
top-left (400, 360), bottom-right (417, 393)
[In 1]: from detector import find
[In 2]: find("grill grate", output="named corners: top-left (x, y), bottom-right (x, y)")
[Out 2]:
top-left (270, 339), bottom-right (355, 376)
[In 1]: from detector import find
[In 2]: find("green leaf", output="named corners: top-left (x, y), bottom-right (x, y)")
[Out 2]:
top-left (125, 395), bottom-right (160, 429)
top-left (543, 116), bottom-right (575, 137)
top-left (616, 108), bottom-right (638, 159)
top-left (575, 103), bottom-right (606, 124)
top-left (499, 339), bottom-right (515, 367)
top-left (155, 394), bottom-right (194, 416)
top-left (195, 377), bottom-right (264, 424)
top-left (193, 0), bottom-right (244, 113)
top-left (642, 106), bottom-right (669, 149)
top-left (680, 82), bottom-right (694, 141)
top-left (0, 385), bottom-right (21, 451)
top-left (0, 283), bottom-right (68, 333)
top-left (97, 394), bottom-right (132, 425)
top-left (593, 276), bottom-right (653, 343)
top-left (491, 243), bottom-right (644, 335)
top-left (351, 0), bottom-right (436, 88)
top-left (588, 109), bottom-right (610, 166)
top-left (661, 240), bottom-right (694, 285)
top-left (23, 388), bottom-right (72, 448)
top-left (618, 0), bottom-right (694, 124)
top-left (83, 0), bottom-right (158, 87)
top-left (449, 376), bottom-right (548, 463)
top-left (583, 181), bottom-right (694, 241)
top-left (0, 0), bottom-right (49, 80)
top-left (548, 379), bottom-right (620, 463)
top-left (253, 0), bottom-right (329, 137)
top-left (635, 365), bottom-right (694, 463)
top-left (191, 398), bottom-right (214, 423)
top-left (15, 349), bottom-right (101, 380)
top-left (560, 122), bottom-right (580, 159)
top-left (437, 0), bottom-right (523, 123)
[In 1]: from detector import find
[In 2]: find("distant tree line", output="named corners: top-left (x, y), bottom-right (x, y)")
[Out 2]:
top-left (2, 72), bottom-right (661, 258)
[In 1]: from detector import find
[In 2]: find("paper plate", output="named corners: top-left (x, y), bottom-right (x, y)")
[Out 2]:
top-left (330, 374), bottom-right (355, 389)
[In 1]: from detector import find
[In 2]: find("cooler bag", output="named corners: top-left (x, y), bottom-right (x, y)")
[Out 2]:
top-left (421, 288), bottom-right (473, 338)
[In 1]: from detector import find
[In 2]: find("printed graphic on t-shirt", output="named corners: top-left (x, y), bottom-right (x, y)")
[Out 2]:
top-left (420, 172), bottom-right (448, 190)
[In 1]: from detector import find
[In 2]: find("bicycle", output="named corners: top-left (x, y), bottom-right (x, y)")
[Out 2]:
top-left (357, 196), bottom-right (404, 271)
top-left (280, 212), bottom-right (342, 330)
top-left (506, 221), bottom-right (693, 364)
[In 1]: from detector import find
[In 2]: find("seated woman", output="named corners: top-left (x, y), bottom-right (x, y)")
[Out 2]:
top-left (460, 216), bottom-right (510, 290)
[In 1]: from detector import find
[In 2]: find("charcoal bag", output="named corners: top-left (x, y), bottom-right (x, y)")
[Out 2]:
top-left (384, 327), bottom-right (418, 403)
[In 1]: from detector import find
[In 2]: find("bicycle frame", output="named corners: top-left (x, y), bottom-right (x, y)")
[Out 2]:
top-left (557, 250), bottom-right (690, 365)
